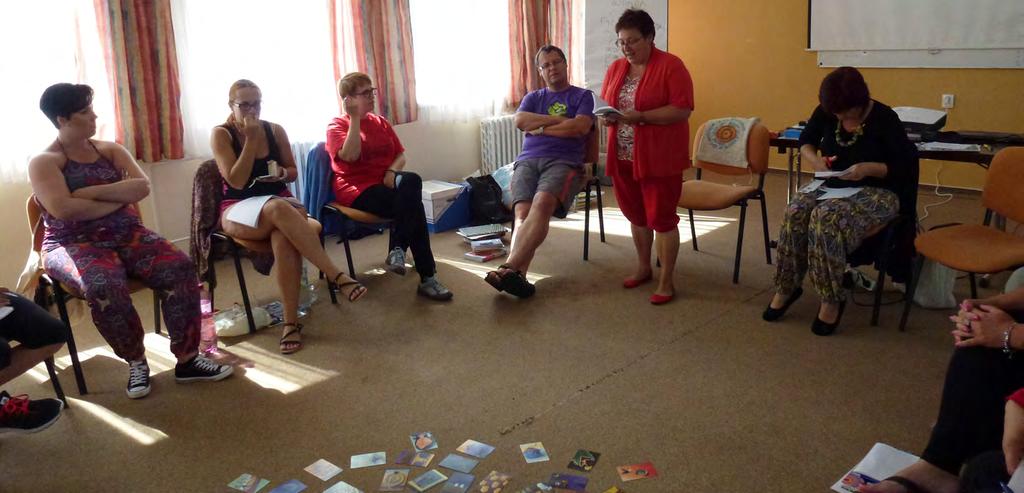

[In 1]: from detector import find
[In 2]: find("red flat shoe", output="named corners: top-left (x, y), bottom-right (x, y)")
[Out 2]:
top-left (623, 276), bottom-right (652, 289)
top-left (649, 293), bottom-right (674, 305)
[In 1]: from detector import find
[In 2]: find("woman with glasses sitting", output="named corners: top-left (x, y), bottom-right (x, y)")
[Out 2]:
top-left (599, 8), bottom-right (694, 306)
top-left (762, 67), bottom-right (917, 336)
top-left (212, 79), bottom-right (367, 355)
top-left (325, 72), bottom-right (453, 301)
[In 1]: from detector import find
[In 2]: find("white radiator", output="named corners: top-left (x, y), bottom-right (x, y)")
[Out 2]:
top-left (480, 114), bottom-right (524, 175)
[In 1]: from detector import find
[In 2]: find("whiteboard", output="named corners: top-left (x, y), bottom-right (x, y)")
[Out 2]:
top-left (809, 0), bottom-right (1024, 68)
top-left (584, 0), bottom-right (668, 96)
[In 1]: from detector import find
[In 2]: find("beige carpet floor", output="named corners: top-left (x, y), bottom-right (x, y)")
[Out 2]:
top-left (0, 171), bottom-right (1005, 492)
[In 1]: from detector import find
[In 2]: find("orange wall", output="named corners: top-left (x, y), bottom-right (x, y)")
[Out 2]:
top-left (666, 0), bottom-right (1024, 190)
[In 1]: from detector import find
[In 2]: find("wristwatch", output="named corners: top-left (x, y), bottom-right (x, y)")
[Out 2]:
top-left (1004, 322), bottom-right (1018, 357)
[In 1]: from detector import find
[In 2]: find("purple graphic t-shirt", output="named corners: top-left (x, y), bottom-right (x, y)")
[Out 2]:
top-left (515, 85), bottom-right (594, 164)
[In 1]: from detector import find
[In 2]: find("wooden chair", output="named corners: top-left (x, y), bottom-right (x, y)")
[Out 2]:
top-left (679, 120), bottom-right (772, 284)
top-left (27, 195), bottom-right (160, 395)
top-left (900, 147), bottom-right (1024, 330)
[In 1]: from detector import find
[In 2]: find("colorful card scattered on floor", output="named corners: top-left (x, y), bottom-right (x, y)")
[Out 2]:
top-left (520, 442), bottom-right (550, 463)
top-left (304, 459), bottom-right (342, 481)
top-left (567, 449), bottom-right (601, 472)
top-left (395, 450), bottom-right (415, 465)
top-left (323, 480), bottom-right (363, 493)
top-left (439, 453), bottom-right (479, 473)
top-left (601, 488), bottom-right (624, 493)
top-left (475, 470), bottom-right (512, 492)
top-left (350, 451), bottom-right (386, 469)
top-left (516, 484), bottom-right (553, 493)
top-left (379, 468), bottom-right (410, 492)
top-left (412, 451), bottom-right (436, 467)
top-left (548, 473), bottom-right (588, 491)
top-left (268, 479), bottom-right (307, 493)
top-left (456, 439), bottom-right (496, 459)
top-left (439, 472), bottom-right (475, 493)
top-left (411, 431), bottom-right (439, 451)
top-left (228, 473), bottom-right (270, 493)
top-left (616, 462), bottom-right (658, 482)
top-left (409, 469), bottom-right (448, 492)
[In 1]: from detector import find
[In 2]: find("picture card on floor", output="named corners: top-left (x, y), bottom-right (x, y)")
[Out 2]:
top-left (831, 442), bottom-right (918, 493)
top-left (520, 442), bottom-right (550, 463)
top-left (456, 439), bottom-right (496, 459)
top-left (379, 468), bottom-right (411, 492)
top-left (303, 459), bottom-right (342, 481)
top-left (350, 451), bottom-right (386, 469)
top-left (548, 473), bottom-right (588, 491)
top-left (409, 469), bottom-right (448, 492)
top-left (395, 450), bottom-right (415, 465)
top-left (439, 472), bottom-right (475, 493)
top-left (228, 473), bottom-right (270, 493)
top-left (411, 431), bottom-right (439, 451)
top-left (439, 453), bottom-right (479, 473)
top-left (412, 451), bottom-right (436, 468)
top-left (616, 462), bottom-right (658, 482)
top-left (267, 479), bottom-right (307, 493)
top-left (475, 471), bottom-right (512, 492)
top-left (323, 480), bottom-right (363, 493)
top-left (567, 449), bottom-right (601, 472)
top-left (600, 488), bottom-right (623, 493)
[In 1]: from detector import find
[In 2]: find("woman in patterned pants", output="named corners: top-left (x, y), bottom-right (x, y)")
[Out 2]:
top-left (29, 83), bottom-right (233, 399)
top-left (762, 67), bottom-right (917, 335)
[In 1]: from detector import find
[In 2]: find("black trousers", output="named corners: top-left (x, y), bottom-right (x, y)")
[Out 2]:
top-left (351, 172), bottom-right (435, 279)
top-left (0, 293), bottom-right (68, 370)
top-left (922, 347), bottom-right (1024, 475)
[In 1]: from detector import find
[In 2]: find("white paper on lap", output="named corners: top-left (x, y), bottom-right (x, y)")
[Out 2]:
top-left (224, 195), bottom-right (274, 228)
top-left (817, 187), bottom-right (862, 200)
top-left (831, 442), bottom-right (919, 493)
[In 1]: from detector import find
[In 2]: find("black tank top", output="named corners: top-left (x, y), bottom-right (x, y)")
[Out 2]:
top-left (220, 121), bottom-right (288, 200)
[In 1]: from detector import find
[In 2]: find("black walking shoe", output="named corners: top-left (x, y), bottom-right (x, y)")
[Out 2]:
top-left (762, 287), bottom-right (803, 322)
top-left (0, 391), bottom-right (63, 434)
top-left (174, 356), bottom-right (233, 383)
top-left (811, 300), bottom-right (847, 336)
top-left (126, 359), bottom-right (151, 399)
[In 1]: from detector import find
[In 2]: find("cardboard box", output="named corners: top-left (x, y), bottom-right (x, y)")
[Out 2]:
top-left (421, 180), bottom-right (464, 221)
top-left (426, 183), bottom-right (471, 234)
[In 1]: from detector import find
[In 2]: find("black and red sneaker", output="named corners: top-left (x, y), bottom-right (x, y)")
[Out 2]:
top-left (0, 390), bottom-right (63, 435)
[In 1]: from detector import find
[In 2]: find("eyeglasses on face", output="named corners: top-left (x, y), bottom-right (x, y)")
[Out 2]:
top-left (233, 100), bottom-right (261, 111)
top-left (352, 88), bottom-right (378, 97)
top-left (614, 37), bottom-right (645, 48)
top-left (539, 58), bottom-right (565, 71)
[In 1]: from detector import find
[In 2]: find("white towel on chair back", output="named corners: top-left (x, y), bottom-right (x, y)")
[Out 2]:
top-left (694, 117), bottom-right (760, 168)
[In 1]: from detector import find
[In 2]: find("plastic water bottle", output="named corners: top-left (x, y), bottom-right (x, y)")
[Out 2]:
top-left (198, 286), bottom-right (218, 354)
top-left (297, 265), bottom-right (318, 318)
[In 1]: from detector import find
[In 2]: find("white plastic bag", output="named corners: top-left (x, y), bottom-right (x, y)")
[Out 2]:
top-left (215, 304), bottom-right (272, 337)
top-left (913, 259), bottom-right (957, 308)
top-left (491, 163), bottom-right (515, 210)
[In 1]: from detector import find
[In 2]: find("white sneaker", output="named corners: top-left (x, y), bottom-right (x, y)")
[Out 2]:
top-left (126, 360), bottom-right (151, 399)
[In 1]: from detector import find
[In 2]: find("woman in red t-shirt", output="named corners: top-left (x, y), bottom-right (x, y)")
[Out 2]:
top-left (600, 9), bottom-right (694, 306)
top-left (326, 73), bottom-right (452, 301)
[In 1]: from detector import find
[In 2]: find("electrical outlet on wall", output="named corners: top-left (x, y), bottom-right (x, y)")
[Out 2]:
top-left (941, 94), bottom-right (955, 109)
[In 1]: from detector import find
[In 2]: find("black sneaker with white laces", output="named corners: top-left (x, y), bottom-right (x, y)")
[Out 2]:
top-left (0, 390), bottom-right (63, 434)
top-left (174, 356), bottom-right (233, 383)
top-left (126, 359), bottom-right (151, 399)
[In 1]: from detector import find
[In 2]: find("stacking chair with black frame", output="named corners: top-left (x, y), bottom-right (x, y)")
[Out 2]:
top-left (27, 195), bottom-right (159, 396)
top-left (678, 120), bottom-right (772, 284)
top-left (900, 147), bottom-right (1024, 331)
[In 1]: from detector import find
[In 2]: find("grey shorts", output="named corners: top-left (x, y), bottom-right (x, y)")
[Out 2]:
top-left (510, 158), bottom-right (584, 219)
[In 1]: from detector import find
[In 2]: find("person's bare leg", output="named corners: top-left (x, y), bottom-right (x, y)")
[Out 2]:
top-left (270, 230), bottom-right (302, 326)
top-left (0, 343), bottom-right (64, 386)
top-left (628, 224), bottom-right (654, 283)
top-left (505, 193), bottom-right (559, 274)
top-left (653, 228), bottom-right (679, 296)
top-left (858, 460), bottom-right (959, 493)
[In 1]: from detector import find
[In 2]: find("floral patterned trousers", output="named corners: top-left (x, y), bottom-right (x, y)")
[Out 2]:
top-left (773, 187), bottom-right (899, 303)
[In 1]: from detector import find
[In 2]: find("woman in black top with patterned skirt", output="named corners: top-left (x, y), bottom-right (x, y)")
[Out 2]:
top-left (762, 67), bottom-right (918, 335)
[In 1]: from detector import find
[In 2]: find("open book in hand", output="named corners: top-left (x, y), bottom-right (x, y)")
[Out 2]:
top-left (592, 93), bottom-right (623, 117)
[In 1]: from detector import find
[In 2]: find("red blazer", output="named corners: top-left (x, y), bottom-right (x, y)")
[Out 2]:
top-left (601, 47), bottom-right (694, 179)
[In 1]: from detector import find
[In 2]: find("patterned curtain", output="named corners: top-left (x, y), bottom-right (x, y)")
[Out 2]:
top-left (507, 0), bottom-right (548, 109)
top-left (96, 0), bottom-right (184, 162)
top-left (329, 0), bottom-right (418, 124)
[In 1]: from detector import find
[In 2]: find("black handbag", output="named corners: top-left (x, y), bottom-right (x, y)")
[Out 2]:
top-left (465, 174), bottom-right (512, 225)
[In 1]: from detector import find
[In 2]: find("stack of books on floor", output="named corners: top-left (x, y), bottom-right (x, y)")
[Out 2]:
top-left (458, 224), bottom-right (508, 262)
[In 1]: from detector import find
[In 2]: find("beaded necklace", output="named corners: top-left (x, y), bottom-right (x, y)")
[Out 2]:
top-left (834, 121), bottom-right (865, 147)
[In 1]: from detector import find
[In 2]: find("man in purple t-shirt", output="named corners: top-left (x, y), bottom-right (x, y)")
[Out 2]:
top-left (484, 45), bottom-right (595, 299)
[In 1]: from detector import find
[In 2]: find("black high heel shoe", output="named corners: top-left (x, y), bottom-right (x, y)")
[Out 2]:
top-left (811, 299), bottom-right (846, 336)
top-left (762, 287), bottom-right (803, 322)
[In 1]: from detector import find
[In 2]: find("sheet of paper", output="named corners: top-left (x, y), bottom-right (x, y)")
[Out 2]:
top-left (799, 179), bottom-right (825, 193)
top-left (814, 169), bottom-right (852, 178)
top-left (224, 195), bottom-right (274, 228)
top-left (1008, 462), bottom-right (1024, 492)
top-left (817, 187), bottom-right (863, 200)
top-left (831, 443), bottom-right (919, 493)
